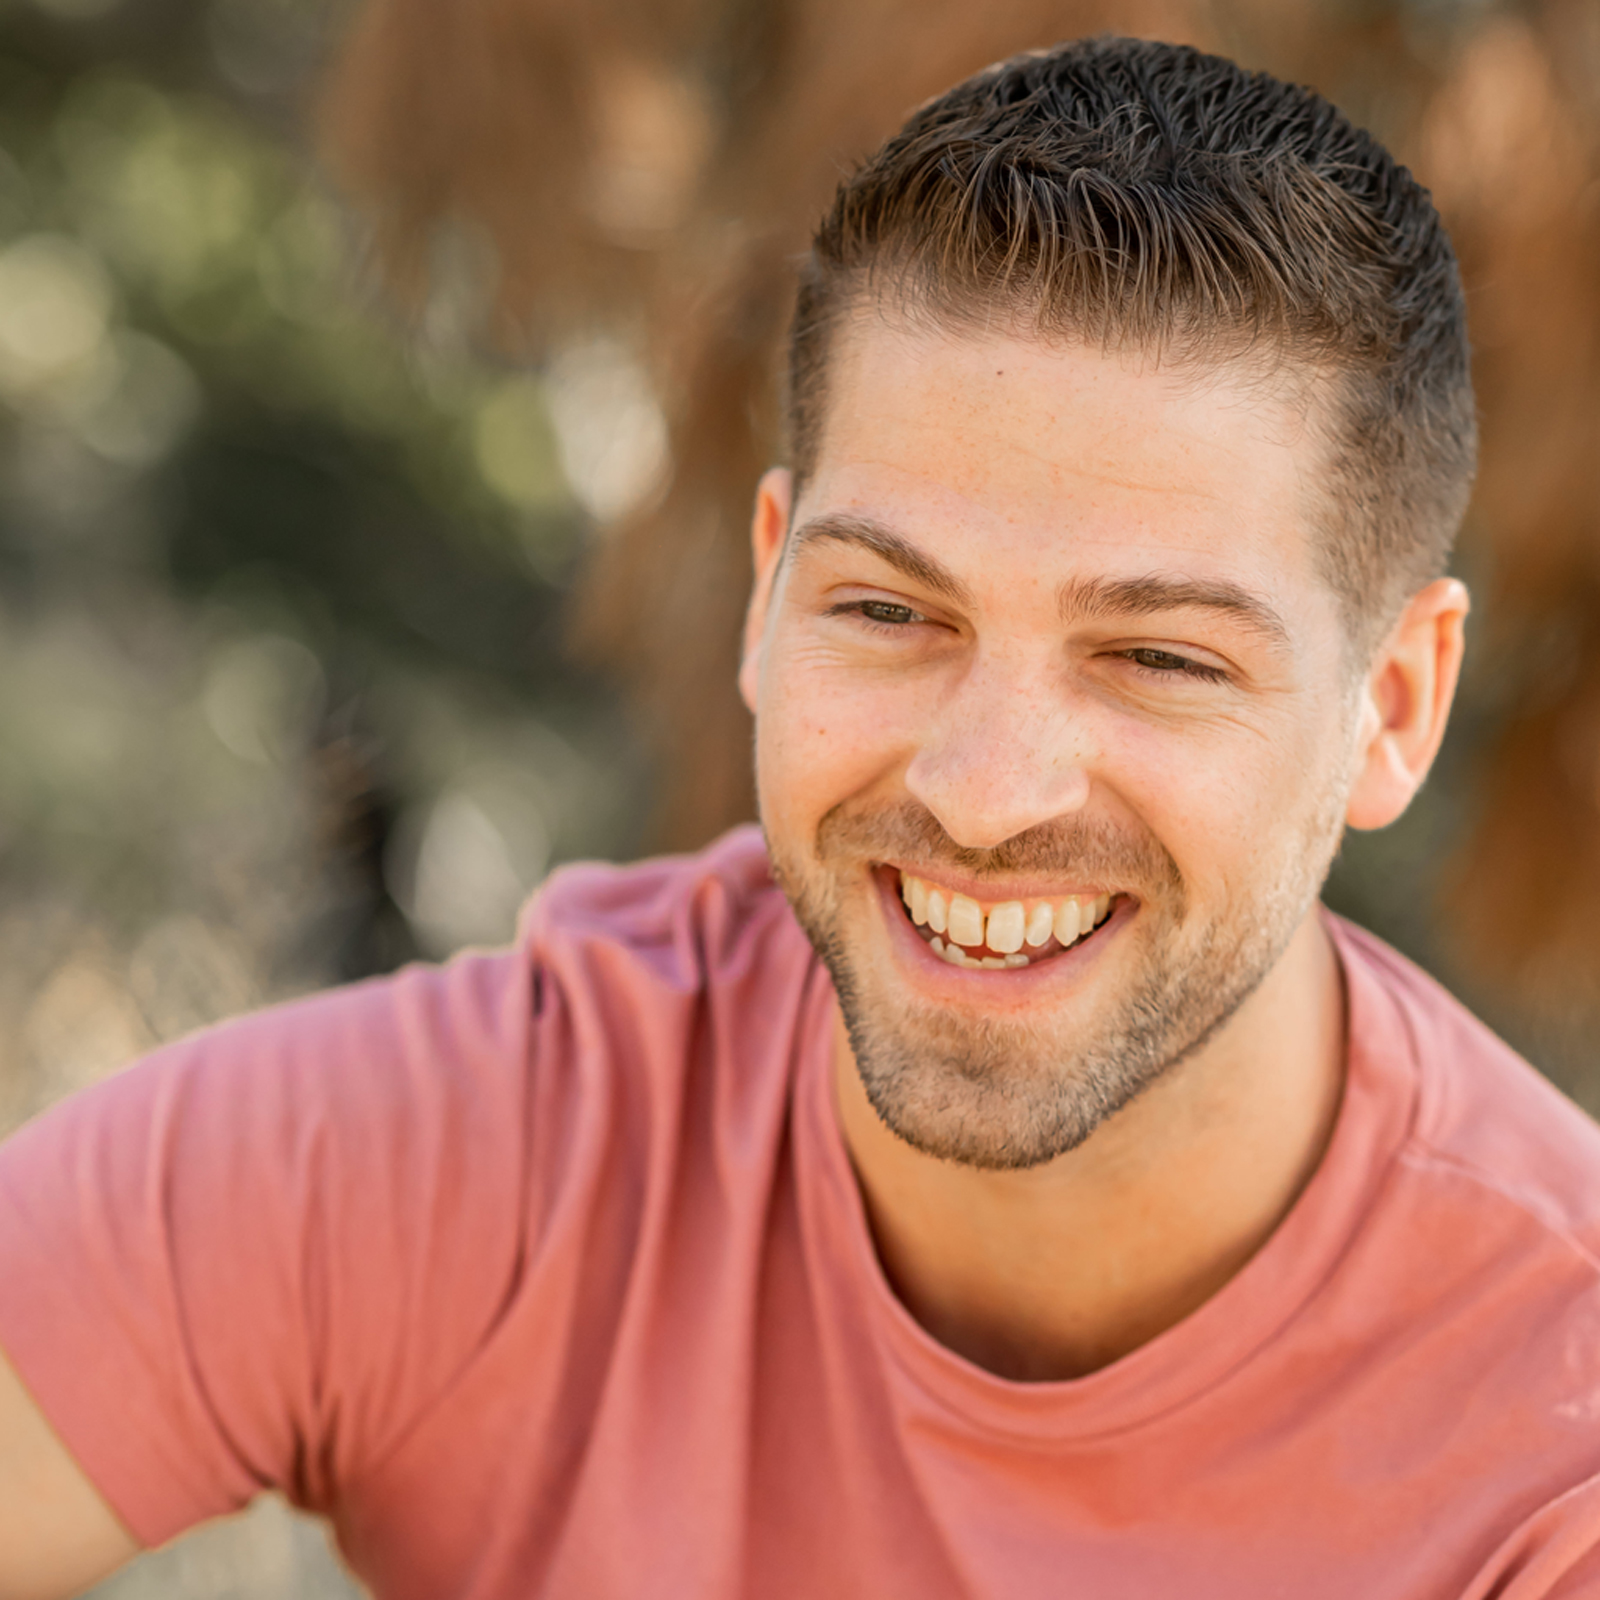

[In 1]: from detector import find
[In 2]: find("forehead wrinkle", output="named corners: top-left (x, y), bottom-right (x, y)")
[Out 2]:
top-left (1059, 572), bottom-right (1293, 650)
top-left (789, 513), bottom-right (975, 608)
top-left (985, 435), bottom-right (1236, 502)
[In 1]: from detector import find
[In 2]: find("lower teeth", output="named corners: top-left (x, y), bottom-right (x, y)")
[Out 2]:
top-left (930, 936), bottom-right (1030, 969)
top-left (926, 914), bottom-right (1107, 968)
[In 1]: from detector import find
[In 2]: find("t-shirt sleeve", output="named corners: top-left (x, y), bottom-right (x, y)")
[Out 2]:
top-left (0, 948), bottom-right (536, 1549)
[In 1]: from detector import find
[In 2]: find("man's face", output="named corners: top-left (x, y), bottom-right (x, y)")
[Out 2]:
top-left (741, 313), bottom-right (1362, 1170)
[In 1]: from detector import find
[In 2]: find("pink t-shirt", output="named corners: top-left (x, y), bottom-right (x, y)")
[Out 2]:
top-left (4, 826), bottom-right (1600, 1597)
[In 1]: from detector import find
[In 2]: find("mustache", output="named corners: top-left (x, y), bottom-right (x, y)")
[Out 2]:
top-left (814, 799), bottom-right (1184, 902)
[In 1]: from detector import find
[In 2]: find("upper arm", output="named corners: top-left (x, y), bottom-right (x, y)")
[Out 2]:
top-left (0, 952), bottom-right (535, 1560)
top-left (0, 1345), bottom-right (138, 1600)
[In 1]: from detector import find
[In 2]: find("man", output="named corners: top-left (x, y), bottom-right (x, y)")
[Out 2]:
top-left (1, 33), bottom-right (1595, 1600)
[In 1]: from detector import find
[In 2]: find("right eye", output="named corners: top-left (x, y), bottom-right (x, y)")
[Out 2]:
top-left (824, 599), bottom-right (931, 632)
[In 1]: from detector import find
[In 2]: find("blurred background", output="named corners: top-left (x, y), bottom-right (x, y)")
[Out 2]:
top-left (0, 0), bottom-right (1594, 1592)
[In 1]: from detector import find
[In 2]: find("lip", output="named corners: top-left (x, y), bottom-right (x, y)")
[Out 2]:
top-left (879, 858), bottom-right (1116, 905)
top-left (869, 864), bottom-right (1130, 1008)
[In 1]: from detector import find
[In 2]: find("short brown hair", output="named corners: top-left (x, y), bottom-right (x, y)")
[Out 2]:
top-left (787, 36), bottom-right (1476, 649)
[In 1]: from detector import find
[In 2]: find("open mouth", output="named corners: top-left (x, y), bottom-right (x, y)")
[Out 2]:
top-left (893, 868), bottom-right (1118, 970)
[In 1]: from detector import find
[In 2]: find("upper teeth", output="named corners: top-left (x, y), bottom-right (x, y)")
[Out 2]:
top-left (898, 872), bottom-right (1111, 960)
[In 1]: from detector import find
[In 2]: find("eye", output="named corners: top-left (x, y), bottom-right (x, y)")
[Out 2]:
top-left (1121, 647), bottom-right (1229, 684)
top-left (829, 599), bottom-right (929, 631)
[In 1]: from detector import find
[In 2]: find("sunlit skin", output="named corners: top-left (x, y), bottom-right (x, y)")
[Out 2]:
top-left (739, 311), bottom-right (1468, 1381)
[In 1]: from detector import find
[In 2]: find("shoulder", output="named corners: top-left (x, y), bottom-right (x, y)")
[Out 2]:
top-left (68, 826), bottom-right (812, 1181)
top-left (1331, 915), bottom-right (1600, 1262)
top-left (0, 830), bottom-right (814, 1531)
top-left (1327, 916), bottom-right (1600, 1474)
top-left (1296, 921), bottom-right (1600, 1539)
top-left (3, 826), bottom-right (807, 1203)
top-left (524, 823), bottom-right (799, 990)
top-left (517, 824), bottom-right (818, 1134)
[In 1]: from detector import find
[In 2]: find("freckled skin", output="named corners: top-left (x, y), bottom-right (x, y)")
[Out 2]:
top-left (738, 311), bottom-right (1469, 1379)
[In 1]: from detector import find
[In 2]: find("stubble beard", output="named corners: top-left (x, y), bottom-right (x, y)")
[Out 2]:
top-left (770, 796), bottom-right (1346, 1171)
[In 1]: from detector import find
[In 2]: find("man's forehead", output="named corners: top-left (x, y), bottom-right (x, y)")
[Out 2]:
top-left (826, 297), bottom-right (1323, 445)
top-left (796, 316), bottom-right (1328, 611)
top-left (812, 311), bottom-right (1323, 525)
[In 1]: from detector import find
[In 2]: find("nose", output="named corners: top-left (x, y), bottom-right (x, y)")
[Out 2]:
top-left (903, 652), bottom-right (1092, 850)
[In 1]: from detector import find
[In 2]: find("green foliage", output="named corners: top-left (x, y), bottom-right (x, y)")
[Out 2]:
top-left (0, 0), bottom-right (646, 1095)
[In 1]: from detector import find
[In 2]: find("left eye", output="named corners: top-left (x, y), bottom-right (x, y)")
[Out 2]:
top-left (855, 601), bottom-right (922, 626)
top-left (1124, 648), bottom-right (1227, 682)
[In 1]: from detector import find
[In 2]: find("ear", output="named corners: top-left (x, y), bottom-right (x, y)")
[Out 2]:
top-left (1345, 577), bottom-right (1470, 831)
top-left (738, 467), bottom-right (793, 714)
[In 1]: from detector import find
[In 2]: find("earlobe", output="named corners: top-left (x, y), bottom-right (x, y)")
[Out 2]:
top-left (1345, 577), bottom-right (1470, 831)
top-left (738, 468), bottom-right (794, 714)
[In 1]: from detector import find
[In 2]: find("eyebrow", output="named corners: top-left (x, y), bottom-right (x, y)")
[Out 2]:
top-left (1058, 573), bottom-right (1292, 648)
top-left (789, 513), bottom-right (974, 607)
top-left (789, 512), bottom-right (1291, 649)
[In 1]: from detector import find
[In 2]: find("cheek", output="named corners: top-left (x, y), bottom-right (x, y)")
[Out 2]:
top-left (755, 647), bottom-right (924, 824)
top-left (1118, 720), bottom-right (1242, 827)
top-left (1104, 716), bottom-right (1322, 897)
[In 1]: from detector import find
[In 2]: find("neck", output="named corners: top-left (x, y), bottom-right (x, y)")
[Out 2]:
top-left (831, 910), bottom-right (1346, 1381)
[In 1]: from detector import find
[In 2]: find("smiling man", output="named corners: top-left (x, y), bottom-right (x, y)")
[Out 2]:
top-left (4, 35), bottom-right (1600, 1600)
top-left (744, 326), bottom-right (1379, 1380)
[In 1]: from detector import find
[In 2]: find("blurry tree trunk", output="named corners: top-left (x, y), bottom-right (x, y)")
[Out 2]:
top-left (1414, 4), bottom-right (1600, 1018)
